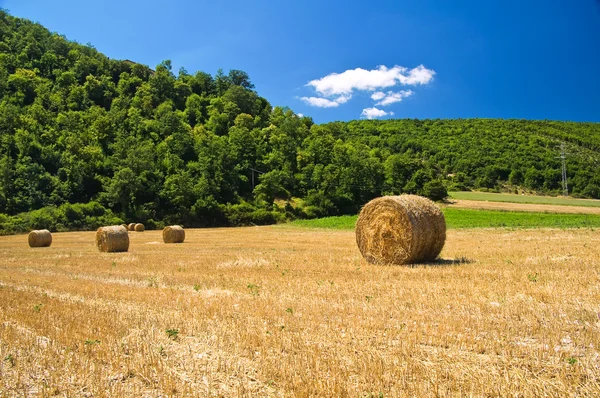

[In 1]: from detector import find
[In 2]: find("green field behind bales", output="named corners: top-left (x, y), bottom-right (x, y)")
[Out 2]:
top-left (288, 208), bottom-right (600, 230)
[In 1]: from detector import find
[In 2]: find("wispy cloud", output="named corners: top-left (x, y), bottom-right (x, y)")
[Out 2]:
top-left (334, 94), bottom-right (352, 104)
top-left (371, 92), bottom-right (386, 101)
top-left (300, 94), bottom-right (352, 108)
top-left (361, 107), bottom-right (394, 119)
top-left (372, 90), bottom-right (414, 106)
top-left (300, 97), bottom-right (340, 108)
top-left (307, 65), bottom-right (435, 96)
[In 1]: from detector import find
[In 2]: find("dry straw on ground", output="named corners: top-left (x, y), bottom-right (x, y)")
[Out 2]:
top-left (163, 225), bottom-right (185, 243)
top-left (356, 195), bottom-right (446, 265)
top-left (27, 230), bottom-right (52, 248)
top-left (2, 226), bottom-right (600, 396)
top-left (127, 223), bottom-right (136, 231)
top-left (95, 225), bottom-right (129, 252)
top-left (134, 223), bottom-right (145, 232)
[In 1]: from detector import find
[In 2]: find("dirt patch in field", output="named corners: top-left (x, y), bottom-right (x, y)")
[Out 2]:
top-left (447, 199), bottom-right (600, 214)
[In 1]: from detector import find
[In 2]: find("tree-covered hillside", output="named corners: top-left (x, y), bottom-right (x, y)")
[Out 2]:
top-left (1, 10), bottom-right (599, 233)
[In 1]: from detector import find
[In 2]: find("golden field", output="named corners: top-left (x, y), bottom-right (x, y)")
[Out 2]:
top-left (1, 226), bottom-right (600, 397)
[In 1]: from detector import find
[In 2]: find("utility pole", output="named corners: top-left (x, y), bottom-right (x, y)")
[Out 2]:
top-left (557, 142), bottom-right (569, 197)
top-left (249, 167), bottom-right (264, 190)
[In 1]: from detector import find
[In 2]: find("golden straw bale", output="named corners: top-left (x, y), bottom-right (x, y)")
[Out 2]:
top-left (127, 223), bottom-right (136, 231)
top-left (162, 225), bottom-right (185, 243)
top-left (134, 223), bottom-right (145, 232)
top-left (28, 230), bottom-right (52, 248)
top-left (96, 225), bottom-right (129, 252)
top-left (355, 195), bottom-right (446, 265)
top-left (121, 224), bottom-right (128, 230)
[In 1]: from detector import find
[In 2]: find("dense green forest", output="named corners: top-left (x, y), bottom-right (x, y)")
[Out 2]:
top-left (1, 10), bottom-right (600, 233)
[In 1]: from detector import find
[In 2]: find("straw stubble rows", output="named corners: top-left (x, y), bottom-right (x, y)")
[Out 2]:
top-left (0, 227), bottom-right (599, 396)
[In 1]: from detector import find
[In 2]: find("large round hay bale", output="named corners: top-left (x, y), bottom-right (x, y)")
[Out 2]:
top-left (96, 225), bottom-right (129, 252)
top-left (355, 195), bottom-right (446, 265)
top-left (134, 223), bottom-right (145, 232)
top-left (163, 225), bottom-right (185, 243)
top-left (127, 223), bottom-right (136, 231)
top-left (121, 223), bottom-right (128, 230)
top-left (28, 230), bottom-right (52, 248)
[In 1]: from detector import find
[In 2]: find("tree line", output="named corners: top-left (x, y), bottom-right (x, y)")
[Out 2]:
top-left (1, 10), bottom-right (599, 233)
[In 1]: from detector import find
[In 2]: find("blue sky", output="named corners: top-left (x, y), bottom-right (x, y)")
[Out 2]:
top-left (2, 0), bottom-right (599, 123)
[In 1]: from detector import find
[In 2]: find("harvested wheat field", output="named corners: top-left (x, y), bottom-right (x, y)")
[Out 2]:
top-left (1, 226), bottom-right (600, 396)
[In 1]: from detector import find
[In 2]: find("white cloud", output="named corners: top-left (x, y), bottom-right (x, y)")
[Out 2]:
top-left (300, 94), bottom-right (352, 108)
top-left (371, 92), bottom-right (386, 101)
top-left (307, 64), bottom-right (435, 96)
top-left (334, 94), bottom-right (352, 104)
top-left (299, 64), bottom-right (434, 115)
top-left (300, 97), bottom-right (340, 108)
top-left (402, 65), bottom-right (436, 85)
top-left (374, 90), bottom-right (414, 106)
top-left (297, 113), bottom-right (304, 118)
top-left (361, 107), bottom-right (394, 120)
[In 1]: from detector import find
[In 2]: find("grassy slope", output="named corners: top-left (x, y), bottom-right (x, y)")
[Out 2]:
top-left (449, 191), bottom-right (600, 207)
top-left (287, 208), bottom-right (600, 230)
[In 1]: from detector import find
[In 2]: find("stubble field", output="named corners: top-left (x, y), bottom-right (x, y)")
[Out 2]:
top-left (1, 226), bottom-right (600, 396)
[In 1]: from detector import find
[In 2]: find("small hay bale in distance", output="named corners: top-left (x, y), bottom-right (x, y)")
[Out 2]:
top-left (355, 195), bottom-right (446, 265)
top-left (28, 230), bottom-right (52, 248)
top-left (121, 223), bottom-right (128, 230)
top-left (127, 223), bottom-right (136, 231)
top-left (163, 225), bottom-right (185, 244)
top-left (96, 225), bottom-right (129, 253)
top-left (134, 223), bottom-right (145, 232)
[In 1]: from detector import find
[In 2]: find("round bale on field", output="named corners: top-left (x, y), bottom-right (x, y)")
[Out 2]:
top-left (355, 195), bottom-right (446, 265)
top-left (28, 230), bottom-right (52, 248)
top-left (121, 223), bottom-right (128, 230)
top-left (163, 225), bottom-right (185, 243)
top-left (127, 223), bottom-right (136, 231)
top-left (96, 225), bottom-right (129, 252)
top-left (134, 223), bottom-right (145, 232)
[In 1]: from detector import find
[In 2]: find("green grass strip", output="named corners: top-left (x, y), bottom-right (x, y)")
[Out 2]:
top-left (449, 191), bottom-right (600, 207)
top-left (286, 208), bottom-right (600, 230)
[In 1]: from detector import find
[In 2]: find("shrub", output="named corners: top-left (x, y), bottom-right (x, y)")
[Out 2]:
top-left (303, 190), bottom-right (338, 218)
top-left (249, 209), bottom-right (279, 225)
top-left (222, 203), bottom-right (281, 226)
top-left (0, 203), bottom-right (123, 235)
top-left (421, 180), bottom-right (448, 201)
top-left (583, 183), bottom-right (600, 199)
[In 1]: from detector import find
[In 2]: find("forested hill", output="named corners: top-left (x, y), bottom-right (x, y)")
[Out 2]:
top-left (1, 10), bottom-right (600, 232)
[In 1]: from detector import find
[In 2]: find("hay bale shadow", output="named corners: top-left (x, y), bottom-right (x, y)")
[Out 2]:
top-left (414, 256), bottom-right (473, 267)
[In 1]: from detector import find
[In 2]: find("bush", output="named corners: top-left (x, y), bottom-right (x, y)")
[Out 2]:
top-left (421, 180), bottom-right (448, 201)
top-left (446, 182), bottom-right (470, 192)
top-left (583, 183), bottom-right (600, 199)
top-left (223, 203), bottom-right (254, 226)
top-left (302, 190), bottom-right (338, 218)
top-left (191, 198), bottom-right (227, 227)
top-left (29, 207), bottom-right (59, 230)
top-left (0, 202), bottom-right (123, 235)
top-left (222, 203), bottom-right (281, 226)
top-left (145, 219), bottom-right (159, 230)
top-left (302, 205), bottom-right (328, 219)
top-left (248, 209), bottom-right (280, 225)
